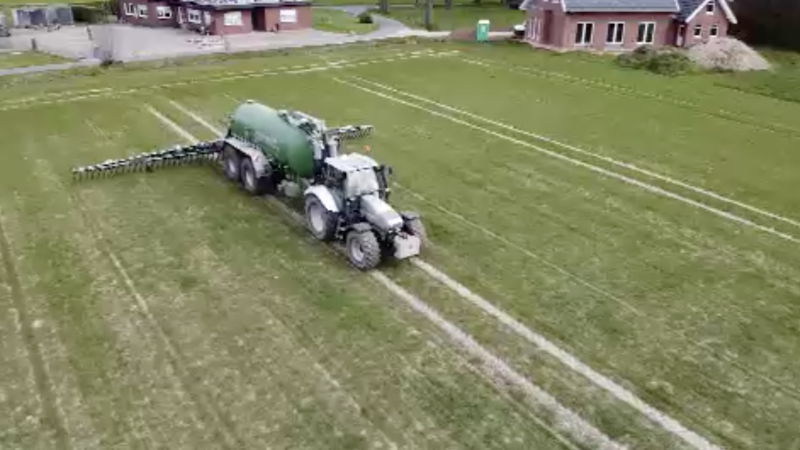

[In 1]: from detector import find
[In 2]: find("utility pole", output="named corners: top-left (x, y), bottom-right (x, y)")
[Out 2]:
top-left (423, 0), bottom-right (433, 29)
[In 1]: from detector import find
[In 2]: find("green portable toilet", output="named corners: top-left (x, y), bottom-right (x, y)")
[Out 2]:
top-left (476, 19), bottom-right (490, 42)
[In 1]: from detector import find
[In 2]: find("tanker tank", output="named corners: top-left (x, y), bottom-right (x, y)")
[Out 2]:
top-left (227, 101), bottom-right (317, 179)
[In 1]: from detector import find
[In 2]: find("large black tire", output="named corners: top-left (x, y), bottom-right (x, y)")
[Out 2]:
top-left (304, 195), bottom-right (338, 242)
top-left (240, 157), bottom-right (273, 196)
top-left (346, 230), bottom-right (381, 271)
top-left (404, 217), bottom-right (427, 242)
top-left (222, 146), bottom-right (241, 183)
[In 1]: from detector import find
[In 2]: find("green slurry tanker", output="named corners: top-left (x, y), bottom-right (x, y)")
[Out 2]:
top-left (72, 100), bottom-right (426, 271)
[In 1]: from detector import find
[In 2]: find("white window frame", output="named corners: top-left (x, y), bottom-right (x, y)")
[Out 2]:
top-left (187, 8), bottom-right (202, 24)
top-left (279, 9), bottom-right (297, 23)
top-left (123, 3), bottom-right (136, 16)
top-left (709, 25), bottom-right (719, 37)
top-left (636, 21), bottom-right (655, 44)
top-left (693, 24), bottom-right (703, 38)
top-left (705, 0), bottom-right (715, 14)
top-left (574, 22), bottom-right (594, 46)
top-left (156, 6), bottom-right (172, 19)
top-left (137, 4), bottom-right (148, 18)
top-left (223, 11), bottom-right (242, 26)
top-left (606, 21), bottom-right (624, 44)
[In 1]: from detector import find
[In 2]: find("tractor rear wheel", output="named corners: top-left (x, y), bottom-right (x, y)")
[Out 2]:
top-left (305, 195), bottom-right (337, 241)
top-left (346, 230), bottom-right (381, 271)
top-left (240, 157), bottom-right (273, 196)
top-left (222, 146), bottom-right (241, 183)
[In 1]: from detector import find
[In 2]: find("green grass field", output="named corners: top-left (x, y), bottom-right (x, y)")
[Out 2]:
top-left (1, 40), bottom-right (800, 450)
top-left (0, 51), bottom-right (68, 69)
top-left (376, 3), bottom-right (522, 30)
top-left (313, 8), bottom-right (379, 34)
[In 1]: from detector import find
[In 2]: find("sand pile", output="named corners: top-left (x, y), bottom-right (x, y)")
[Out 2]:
top-left (687, 37), bottom-right (771, 71)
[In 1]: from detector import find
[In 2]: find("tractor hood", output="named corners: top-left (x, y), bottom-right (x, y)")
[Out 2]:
top-left (360, 194), bottom-right (404, 232)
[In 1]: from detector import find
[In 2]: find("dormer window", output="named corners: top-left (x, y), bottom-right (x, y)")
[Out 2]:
top-left (706, 0), bottom-right (715, 14)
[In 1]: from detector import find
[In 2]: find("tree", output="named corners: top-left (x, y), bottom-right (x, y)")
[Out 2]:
top-left (731, 0), bottom-right (800, 50)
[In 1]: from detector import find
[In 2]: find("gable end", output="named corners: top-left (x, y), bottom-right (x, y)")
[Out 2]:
top-left (683, 0), bottom-right (737, 24)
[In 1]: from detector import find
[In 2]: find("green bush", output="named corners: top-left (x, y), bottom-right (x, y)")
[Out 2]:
top-left (357, 12), bottom-right (373, 24)
top-left (71, 5), bottom-right (105, 24)
top-left (647, 51), bottom-right (694, 76)
top-left (616, 45), bottom-right (694, 76)
top-left (616, 45), bottom-right (655, 69)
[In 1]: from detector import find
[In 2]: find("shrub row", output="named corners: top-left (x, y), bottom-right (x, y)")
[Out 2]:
top-left (616, 45), bottom-right (695, 76)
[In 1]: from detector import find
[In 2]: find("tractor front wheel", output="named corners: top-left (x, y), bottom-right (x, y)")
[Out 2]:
top-left (240, 157), bottom-right (273, 196)
top-left (346, 230), bottom-right (381, 271)
top-left (305, 195), bottom-right (337, 241)
top-left (222, 146), bottom-right (241, 183)
top-left (404, 216), bottom-right (427, 242)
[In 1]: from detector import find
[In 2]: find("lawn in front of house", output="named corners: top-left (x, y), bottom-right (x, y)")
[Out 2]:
top-left (712, 47), bottom-right (800, 104)
top-left (376, 3), bottom-right (522, 31)
top-left (0, 51), bottom-right (69, 70)
top-left (313, 8), bottom-right (378, 35)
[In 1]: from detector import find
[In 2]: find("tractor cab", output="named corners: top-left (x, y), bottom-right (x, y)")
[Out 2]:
top-left (322, 153), bottom-right (391, 201)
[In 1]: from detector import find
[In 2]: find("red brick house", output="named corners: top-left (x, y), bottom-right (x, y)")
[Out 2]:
top-left (520, 0), bottom-right (738, 51)
top-left (118, 0), bottom-right (311, 35)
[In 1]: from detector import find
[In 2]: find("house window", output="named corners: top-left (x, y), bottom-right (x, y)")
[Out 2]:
top-left (223, 11), bottom-right (242, 26)
top-left (606, 22), bottom-right (624, 44)
top-left (279, 9), bottom-right (297, 23)
top-left (123, 3), bottom-right (136, 16)
top-left (137, 4), bottom-right (148, 18)
top-left (574, 22), bottom-right (594, 45)
top-left (710, 25), bottom-right (719, 37)
top-left (187, 9), bottom-right (202, 24)
top-left (694, 24), bottom-right (703, 38)
top-left (156, 6), bottom-right (172, 19)
top-left (636, 22), bottom-right (655, 44)
top-left (706, 0), bottom-right (715, 14)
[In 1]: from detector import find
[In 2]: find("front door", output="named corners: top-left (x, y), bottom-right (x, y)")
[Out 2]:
top-left (542, 10), bottom-right (553, 45)
top-left (676, 24), bottom-right (685, 47)
top-left (251, 7), bottom-right (265, 31)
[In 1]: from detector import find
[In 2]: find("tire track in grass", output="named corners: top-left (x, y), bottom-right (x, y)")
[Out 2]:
top-left (77, 119), bottom-right (220, 446)
top-left (144, 102), bottom-right (415, 448)
top-left (0, 50), bottom-right (459, 113)
top-left (459, 57), bottom-right (800, 139)
top-left (346, 75), bottom-right (800, 232)
top-left (333, 77), bottom-right (799, 248)
top-left (169, 91), bottom-right (722, 449)
top-left (264, 197), bottom-right (606, 450)
top-left (0, 207), bottom-right (70, 450)
top-left (332, 75), bottom-right (800, 405)
top-left (69, 193), bottom-right (245, 450)
top-left (156, 100), bottom-right (627, 450)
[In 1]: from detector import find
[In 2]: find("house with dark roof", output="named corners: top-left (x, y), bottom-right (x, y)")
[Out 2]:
top-left (118, 0), bottom-right (311, 35)
top-left (519, 0), bottom-right (737, 51)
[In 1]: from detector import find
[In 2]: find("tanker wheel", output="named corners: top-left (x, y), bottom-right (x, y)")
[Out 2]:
top-left (240, 157), bottom-right (273, 196)
top-left (304, 195), bottom-right (337, 242)
top-left (346, 230), bottom-right (381, 271)
top-left (222, 146), bottom-right (241, 183)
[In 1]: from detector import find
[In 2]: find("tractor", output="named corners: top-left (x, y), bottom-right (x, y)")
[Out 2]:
top-left (72, 100), bottom-right (426, 270)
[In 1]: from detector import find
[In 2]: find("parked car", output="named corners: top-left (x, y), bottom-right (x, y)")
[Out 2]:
top-left (0, 24), bottom-right (10, 38)
top-left (512, 23), bottom-right (525, 38)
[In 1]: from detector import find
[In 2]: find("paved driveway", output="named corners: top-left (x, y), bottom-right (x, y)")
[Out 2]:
top-left (0, 7), bottom-right (449, 75)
